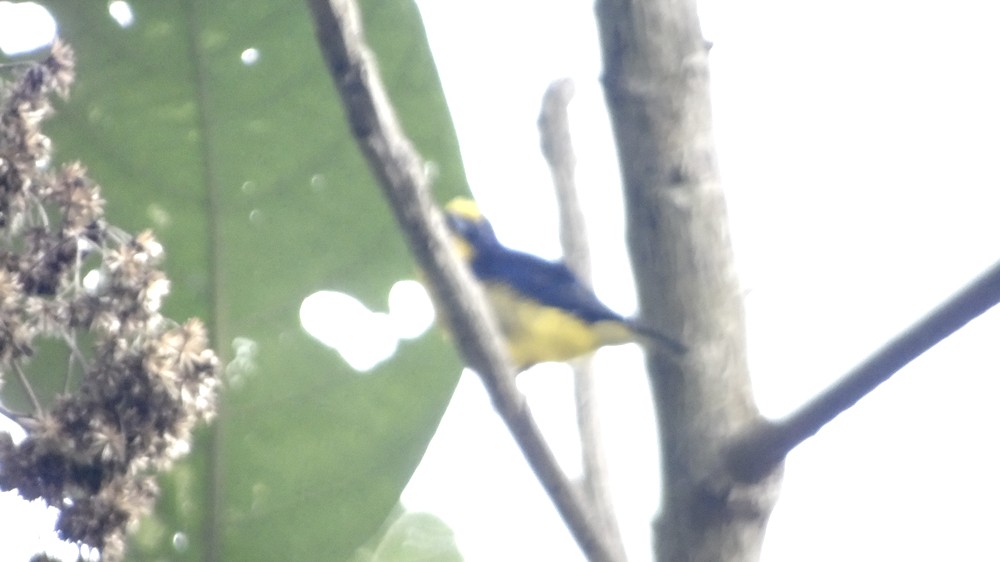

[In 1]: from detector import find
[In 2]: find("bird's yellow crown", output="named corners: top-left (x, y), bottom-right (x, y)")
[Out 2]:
top-left (445, 197), bottom-right (482, 222)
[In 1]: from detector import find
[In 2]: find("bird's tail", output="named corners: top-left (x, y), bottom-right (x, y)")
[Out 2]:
top-left (627, 321), bottom-right (688, 356)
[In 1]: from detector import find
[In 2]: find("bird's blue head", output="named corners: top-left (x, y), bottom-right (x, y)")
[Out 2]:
top-left (444, 197), bottom-right (499, 258)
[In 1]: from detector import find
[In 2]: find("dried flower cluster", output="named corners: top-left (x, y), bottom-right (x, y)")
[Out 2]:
top-left (0, 42), bottom-right (220, 560)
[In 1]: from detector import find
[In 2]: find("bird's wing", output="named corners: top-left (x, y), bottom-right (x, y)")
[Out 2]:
top-left (471, 248), bottom-right (625, 324)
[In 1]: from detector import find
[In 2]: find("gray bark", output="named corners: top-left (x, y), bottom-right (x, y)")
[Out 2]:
top-left (594, 1), bottom-right (782, 560)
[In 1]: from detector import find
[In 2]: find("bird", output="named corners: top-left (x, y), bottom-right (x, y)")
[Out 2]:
top-left (443, 197), bottom-right (686, 370)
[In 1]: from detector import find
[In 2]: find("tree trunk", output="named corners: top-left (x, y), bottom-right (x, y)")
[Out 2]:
top-left (594, 1), bottom-right (783, 560)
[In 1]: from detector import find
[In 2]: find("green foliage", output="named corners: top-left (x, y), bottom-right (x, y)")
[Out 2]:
top-left (21, 0), bottom-right (465, 559)
top-left (350, 506), bottom-right (464, 562)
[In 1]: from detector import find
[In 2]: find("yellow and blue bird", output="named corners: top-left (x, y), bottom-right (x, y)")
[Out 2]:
top-left (444, 197), bottom-right (685, 370)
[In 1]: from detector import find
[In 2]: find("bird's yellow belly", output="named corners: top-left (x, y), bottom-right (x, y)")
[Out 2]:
top-left (485, 284), bottom-right (634, 368)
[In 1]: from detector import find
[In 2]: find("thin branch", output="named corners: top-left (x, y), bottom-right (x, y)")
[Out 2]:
top-left (0, 403), bottom-right (30, 422)
top-left (540, 79), bottom-right (587, 276)
top-left (306, 2), bottom-right (615, 560)
top-left (13, 361), bottom-right (42, 414)
top-left (728, 258), bottom-right (1000, 482)
top-left (539, 78), bottom-right (627, 562)
top-left (62, 330), bottom-right (90, 394)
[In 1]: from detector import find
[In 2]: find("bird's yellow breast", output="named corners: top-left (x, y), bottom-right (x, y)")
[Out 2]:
top-left (484, 283), bottom-right (635, 369)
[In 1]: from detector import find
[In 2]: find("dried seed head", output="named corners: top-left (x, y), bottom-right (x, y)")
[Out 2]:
top-left (0, 42), bottom-right (220, 561)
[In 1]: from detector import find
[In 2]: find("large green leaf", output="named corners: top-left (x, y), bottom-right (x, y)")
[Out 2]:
top-left (31, 0), bottom-right (464, 559)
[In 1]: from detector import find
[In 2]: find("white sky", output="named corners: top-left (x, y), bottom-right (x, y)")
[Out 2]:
top-left (2, 1), bottom-right (999, 561)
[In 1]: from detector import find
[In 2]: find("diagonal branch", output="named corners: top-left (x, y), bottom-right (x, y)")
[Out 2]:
top-left (306, 2), bottom-right (615, 560)
top-left (727, 258), bottom-right (1000, 482)
top-left (13, 361), bottom-right (42, 414)
top-left (539, 78), bottom-right (627, 562)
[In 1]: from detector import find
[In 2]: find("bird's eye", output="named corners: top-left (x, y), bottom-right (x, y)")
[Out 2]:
top-left (445, 212), bottom-right (497, 248)
top-left (446, 214), bottom-right (473, 238)
top-left (445, 217), bottom-right (464, 239)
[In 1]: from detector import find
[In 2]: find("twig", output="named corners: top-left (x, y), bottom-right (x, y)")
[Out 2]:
top-left (727, 258), bottom-right (1000, 482)
top-left (539, 78), bottom-right (627, 562)
top-left (63, 329), bottom-right (90, 393)
top-left (0, 61), bottom-right (36, 70)
top-left (13, 361), bottom-right (42, 414)
top-left (0, 403), bottom-right (30, 422)
top-left (539, 79), bottom-right (586, 275)
top-left (306, 2), bottom-right (615, 560)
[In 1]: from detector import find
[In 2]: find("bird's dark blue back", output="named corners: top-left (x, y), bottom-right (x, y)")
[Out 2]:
top-left (470, 245), bottom-right (626, 325)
